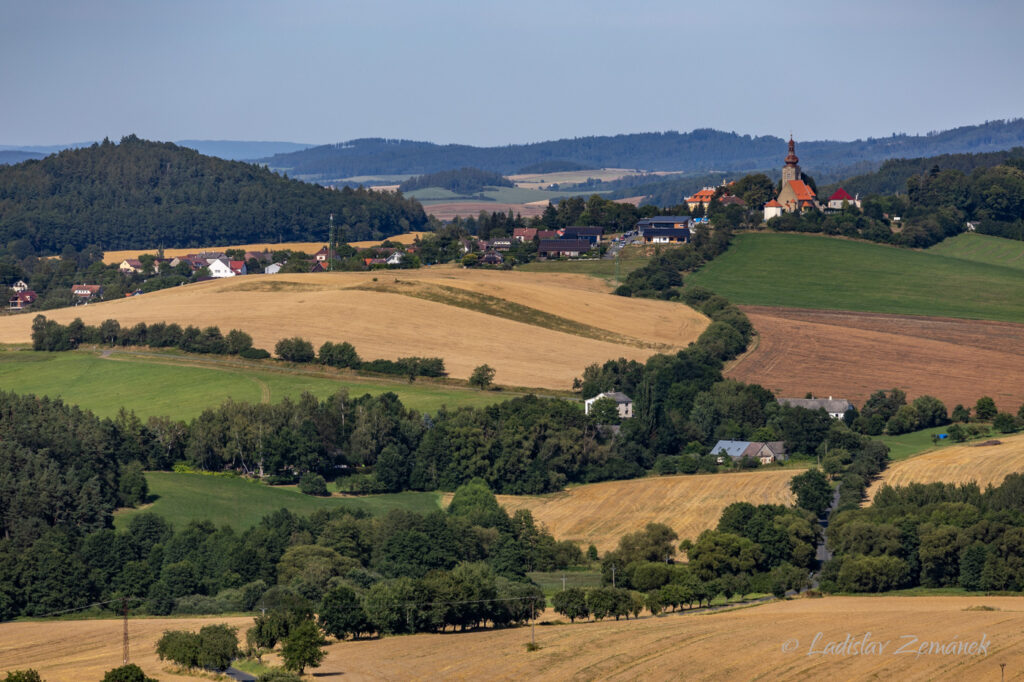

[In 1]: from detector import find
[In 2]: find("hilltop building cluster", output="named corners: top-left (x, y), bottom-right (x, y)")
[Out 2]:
top-left (763, 137), bottom-right (861, 221)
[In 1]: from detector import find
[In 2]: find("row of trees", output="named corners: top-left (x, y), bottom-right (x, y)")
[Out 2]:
top-left (0, 478), bottom-right (580, 622)
top-left (31, 315), bottom-right (264, 356)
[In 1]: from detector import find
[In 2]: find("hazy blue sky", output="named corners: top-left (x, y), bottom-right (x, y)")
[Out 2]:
top-left (2, 0), bottom-right (1022, 146)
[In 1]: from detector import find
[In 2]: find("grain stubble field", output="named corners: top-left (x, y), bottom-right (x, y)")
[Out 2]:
top-left (867, 432), bottom-right (1024, 501)
top-left (0, 270), bottom-right (708, 390)
top-left (727, 306), bottom-right (1024, 410)
top-left (6, 597), bottom-right (1024, 681)
top-left (451, 470), bottom-right (799, 553)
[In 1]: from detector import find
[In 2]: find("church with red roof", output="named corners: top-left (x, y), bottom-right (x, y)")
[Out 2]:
top-left (771, 137), bottom-right (820, 215)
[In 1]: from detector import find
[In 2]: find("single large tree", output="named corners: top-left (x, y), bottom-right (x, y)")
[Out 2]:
top-left (281, 620), bottom-right (327, 674)
top-left (789, 469), bottom-right (832, 517)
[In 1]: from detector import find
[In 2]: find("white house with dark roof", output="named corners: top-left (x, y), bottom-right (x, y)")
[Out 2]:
top-left (777, 396), bottom-right (853, 419)
top-left (584, 391), bottom-right (634, 419)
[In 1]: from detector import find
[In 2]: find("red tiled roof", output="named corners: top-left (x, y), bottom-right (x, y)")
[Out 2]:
top-left (829, 188), bottom-right (854, 202)
top-left (686, 188), bottom-right (717, 203)
top-left (764, 199), bottom-right (782, 208)
top-left (788, 180), bottom-right (816, 202)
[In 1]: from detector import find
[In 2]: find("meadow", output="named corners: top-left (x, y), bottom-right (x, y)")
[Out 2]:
top-left (0, 269), bottom-right (707, 390)
top-left (927, 231), bottom-right (1024, 270)
top-left (519, 244), bottom-right (650, 282)
top-left (7, 596), bottom-right (1024, 680)
top-left (0, 349), bottom-right (508, 420)
top-left (876, 425), bottom-right (961, 461)
top-left (688, 233), bottom-right (1024, 322)
top-left (114, 472), bottom-right (441, 530)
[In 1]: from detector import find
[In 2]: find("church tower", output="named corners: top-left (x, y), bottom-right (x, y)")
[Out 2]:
top-left (781, 136), bottom-right (801, 183)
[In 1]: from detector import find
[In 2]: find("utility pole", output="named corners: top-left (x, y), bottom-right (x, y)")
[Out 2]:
top-left (328, 213), bottom-right (335, 272)
top-left (611, 564), bottom-right (616, 588)
top-left (561, 575), bottom-right (566, 591)
top-left (122, 597), bottom-right (129, 665)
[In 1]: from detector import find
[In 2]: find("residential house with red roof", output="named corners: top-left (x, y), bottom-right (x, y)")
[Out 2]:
top-left (71, 284), bottom-right (103, 302)
top-left (827, 187), bottom-right (861, 211)
top-left (9, 290), bottom-right (37, 310)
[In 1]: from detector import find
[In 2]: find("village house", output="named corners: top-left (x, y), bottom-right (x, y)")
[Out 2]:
top-left (206, 258), bottom-right (236, 278)
top-left (536, 230), bottom-right (561, 240)
top-left (562, 226), bottom-right (603, 243)
top-left (11, 280), bottom-right (29, 293)
top-left (639, 227), bottom-right (691, 244)
top-left (264, 262), bottom-right (284, 275)
top-left (710, 440), bottom-right (788, 465)
top-left (70, 284), bottom-right (102, 302)
top-left (9, 290), bottom-right (37, 310)
top-left (685, 187), bottom-right (718, 212)
top-left (826, 188), bottom-right (862, 211)
top-left (537, 238), bottom-right (593, 258)
top-left (229, 260), bottom-right (247, 276)
top-left (385, 252), bottom-right (405, 266)
top-left (480, 251), bottom-right (504, 265)
top-left (487, 238), bottom-right (512, 252)
top-left (245, 250), bottom-right (273, 263)
top-left (777, 396), bottom-right (854, 420)
top-left (119, 258), bottom-right (144, 274)
top-left (513, 227), bottom-right (538, 242)
top-left (314, 246), bottom-right (330, 262)
top-left (584, 392), bottom-right (634, 419)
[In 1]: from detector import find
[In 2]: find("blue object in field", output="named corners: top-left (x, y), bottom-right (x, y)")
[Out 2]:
top-left (938, 433), bottom-right (948, 439)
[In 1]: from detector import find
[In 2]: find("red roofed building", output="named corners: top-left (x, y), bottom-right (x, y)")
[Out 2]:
top-left (9, 290), bottom-right (37, 310)
top-left (763, 199), bottom-right (784, 221)
top-left (229, 260), bottom-right (247, 276)
top-left (827, 187), bottom-right (861, 210)
top-left (685, 187), bottom-right (717, 211)
top-left (513, 227), bottom-right (538, 242)
top-left (771, 137), bottom-right (820, 214)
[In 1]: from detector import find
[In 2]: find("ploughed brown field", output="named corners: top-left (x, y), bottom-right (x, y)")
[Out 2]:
top-left (867, 432), bottom-right (1024, 501)
top-left (442, 470), bottom-right (799, 553)
top-left (7, 597), bottom-right (1024, 680)
top-left (727, 306), bottom-right (1024, 410)
top-left (0, 269), bottom-right (708, 390)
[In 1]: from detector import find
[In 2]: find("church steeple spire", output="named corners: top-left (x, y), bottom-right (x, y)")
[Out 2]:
top-left (781, 135), bottom-right (801, 183)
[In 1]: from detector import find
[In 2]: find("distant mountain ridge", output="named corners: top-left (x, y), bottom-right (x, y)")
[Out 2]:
top-left (0, 140), bottom-right (314, 162)
top-left (259, 119), bottom-right (1024, 182)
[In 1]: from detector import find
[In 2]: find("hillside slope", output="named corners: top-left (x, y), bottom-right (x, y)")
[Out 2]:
top-left (927, 232), bottom-right (1024, 270)
top-left (0, 270), bottom-right (708, 390)
top-left (477, 470), bottom-right (798, 552)
top-left (0, 135), bottom-right (427, 251)
top-left (866, 432), bottom-right (1024, 501)
top-left (687, 233), bottom-right (1024, 322)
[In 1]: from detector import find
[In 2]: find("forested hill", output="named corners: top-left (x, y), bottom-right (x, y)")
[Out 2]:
top-left (261, 119), bottom-right (1024, 181)
top-left (0, 135), bottom-right (428, 252)
top-left (827, 146), bottom-right (1024, 196)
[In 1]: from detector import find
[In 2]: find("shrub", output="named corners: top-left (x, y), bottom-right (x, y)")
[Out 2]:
top-left (318, 341), bottom-right (361, 368)
top-left (275, 337), bottom-right (315, 363)
top-left (102, 665), bottom-right (158, 682)
top-left (299, 472), bottom-right (329, 496)
top-left (240, 347), bottom-right (271, 359)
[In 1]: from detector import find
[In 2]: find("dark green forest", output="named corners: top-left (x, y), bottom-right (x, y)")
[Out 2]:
top-left (261, 119), bottom-right (1024, 181)
top-left (0, 136), bottom-right (428, 252)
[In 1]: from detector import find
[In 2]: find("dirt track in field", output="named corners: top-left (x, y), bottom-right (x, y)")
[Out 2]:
top-left (727, 306), bottom-right (1024, 410)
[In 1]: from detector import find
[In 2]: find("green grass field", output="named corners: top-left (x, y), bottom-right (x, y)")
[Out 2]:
top-left (877, 426), bottom-right (958, 461)
top-left (687, 233), bottom-right (1024, 322)
top-left (927, 232), bottom-right (1024, 270)
top-left (518, 245), bottom-right (650, 282)
top-left (113, 472), bottom-right (441, 530)
top-left (0, 349), bottom-right (509, 420)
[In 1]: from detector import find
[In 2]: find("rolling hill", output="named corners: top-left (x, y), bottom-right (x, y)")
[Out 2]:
top-left (927, 232), bottom-right (1024, 270)
top-left (0, 136), bottom-right (427, 251)
top-left (687, 233), bottom-right (1024, 322)
top-left (260, 119), bottom-right (1024, 182)
top-left (0, 269), bottom-right (709, 390)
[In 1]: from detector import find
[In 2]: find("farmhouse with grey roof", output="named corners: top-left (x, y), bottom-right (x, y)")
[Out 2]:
top-left (777, 397), bottom-right (854, 419)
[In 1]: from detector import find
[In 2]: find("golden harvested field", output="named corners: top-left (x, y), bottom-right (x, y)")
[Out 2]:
top-left (0, 269), bottom-right (707, 390)
top-left (0, 615), bottom-right (252, 681)
top-left (102, 233), bottom-right (429, 263)
top-left (6, 597), bottom-right (1024, 680)
top-left (479, 470), bottom-right (798, 553)
top-left (319, 595), bottom-right (1024, 681)
top-left (867, 432), bottom-right (1024, 502)
top-left (102, 242), bottom-right (325, 263)
top-left (728, 306), bottom-right (1024, 410)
